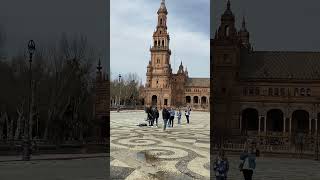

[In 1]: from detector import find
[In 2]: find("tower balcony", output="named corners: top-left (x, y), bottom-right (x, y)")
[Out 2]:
top-left (150, 46), bottom-right (171, 54)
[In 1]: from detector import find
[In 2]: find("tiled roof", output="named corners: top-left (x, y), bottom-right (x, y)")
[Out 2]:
top-left (240, 51), bottom-right (320, 80)
top-left (186, 78), bottom-right (210, 87)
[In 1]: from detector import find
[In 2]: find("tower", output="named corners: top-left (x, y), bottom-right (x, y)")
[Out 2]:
top-left (212, 0), bottom-right (241, 136)
top-left (145, 0), bottom-right (172, 108)
top-left (172, 61), bottom-right (187, 106)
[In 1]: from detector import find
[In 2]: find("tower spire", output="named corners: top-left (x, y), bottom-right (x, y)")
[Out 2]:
top-left (97, 58), bottom-right (102, 72)
top-left (227, 0), bottom-right (231, 10)
top-left (242, 16), bottom-right (246, 30)
top-left (158, 0), bottom-right (167, 14)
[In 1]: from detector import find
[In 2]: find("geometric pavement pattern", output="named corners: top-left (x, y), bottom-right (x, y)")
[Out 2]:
top-left (110, 111), bottom-right (210, 180)
top-left (111, 111), bottom-right (320, 180)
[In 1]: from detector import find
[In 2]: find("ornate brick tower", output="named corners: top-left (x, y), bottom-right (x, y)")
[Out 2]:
top-left (212, 0), bottom-right (241, 136)
top-left (145, 0), bottom-right (173, 108)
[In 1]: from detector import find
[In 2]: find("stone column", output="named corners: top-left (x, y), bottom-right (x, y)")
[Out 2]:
top-left (289, 118), bottom-right (292, 134)
top-left (239, 113), bottom-right (242, 132)
top-left (316, 118), bottom-right (318, 134)
top-left (264, 116), bottom-right (267, 133)
top-left (309, 118), bottom-right (312, 134)
top-left (283, 117), bottom-right (286, 133)
top-left (258, 115), bottom-right (261, 135)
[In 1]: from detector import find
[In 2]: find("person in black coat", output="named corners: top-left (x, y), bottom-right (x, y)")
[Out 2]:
top-left (162, 106), bottom-right (170, 131)
top-left (147, 106), bottom-right (153, 126)
top-left (154, 107), bottom-right (159, 127)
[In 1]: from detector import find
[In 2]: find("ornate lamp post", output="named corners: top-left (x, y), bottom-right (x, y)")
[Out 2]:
top-left (22, 40), bottom-right (35, 161)
top-left (117, 74), bottom-right (122, 112)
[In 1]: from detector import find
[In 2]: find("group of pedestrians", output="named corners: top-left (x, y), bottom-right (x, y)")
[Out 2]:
top-left (145, 105), bottom-right (191, 131)
top-left (213, 142), bottom-right (257, 180)
top-left (145, 106), bottom-right (159, 127)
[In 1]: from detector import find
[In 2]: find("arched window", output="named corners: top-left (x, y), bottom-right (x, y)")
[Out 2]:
top-left (294, 88), bottom-right (299, 96)
top-left (300, 88), bottom-right (305, 96)
top-left (162, 40), bottom-right (164, 46)
top-left (274, 88), bottom-right (279, 96)
top-left (255, 87), bottom-right (260, 95)
top-left (243, 87), bottom-right (248, 96)
top-left (268, 88), bottom-right (273, 96)
top-left (154, 40), bottom-right (157, 46)
top-left (280, 88), bottom-right (285, 96)
top-left (160, 18), bottom-right (163, 25)
top-left (249, 87), bottom-right (254, 95)
top-left (306, 88), bottom-right (311, 96)
top-left (225, 26), bottom-right (230, 37)
top-left (158, 41), bottom-right (160, 46)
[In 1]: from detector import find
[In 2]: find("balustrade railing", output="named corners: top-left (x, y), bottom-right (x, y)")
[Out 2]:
top-left (212, 134), bottom-right (318, 155)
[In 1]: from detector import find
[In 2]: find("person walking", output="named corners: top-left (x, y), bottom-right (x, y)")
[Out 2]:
top-left (185, 106), bottom-right (191, 124)
top-left (169, 107), bottom-right (175, 127)
top-left (151, 106), bottom-right (156, 127)
top-left (167, 107), bottom-right (171, 127)
top-left (177, 108), bottom-right (182, 125)
top-left (155, 107), bottom-right (159, 127)
top-left (213, 149), bottom-right (229, 180)
top-left (239, 142), bottom-right (256, 180)
top-left (147, 106), bottom-right (154, 126)
top-left (162, 106), bottom-right (170, 131)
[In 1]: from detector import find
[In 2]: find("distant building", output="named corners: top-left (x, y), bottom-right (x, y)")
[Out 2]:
top-left (212, 0), bottom-right (320, 142)
top-left (140, 0), bottom-right (210, 110)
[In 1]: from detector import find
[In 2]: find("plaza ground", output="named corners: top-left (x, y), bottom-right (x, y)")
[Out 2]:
top-left (111, 110), bottom-right (210, 179)
top-left (111, 110), bottom-right (320, 180)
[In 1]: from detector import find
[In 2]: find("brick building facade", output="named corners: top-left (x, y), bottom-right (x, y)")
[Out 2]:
top-left (140, 0), bottom-right (210, 110)
top-left (212, 1), bottom-right (320, 144)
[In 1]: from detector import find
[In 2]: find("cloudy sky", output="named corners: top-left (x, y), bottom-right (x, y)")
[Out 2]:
top-left (111, 0), bottom-right (210, 83)
top-left (0, 0), bottom-right (108, 71)
top-left (212, 0), bottom-right (320, 51)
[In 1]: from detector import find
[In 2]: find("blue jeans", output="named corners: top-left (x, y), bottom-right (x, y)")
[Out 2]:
top-left (163, 119), bottom-right (168, 130)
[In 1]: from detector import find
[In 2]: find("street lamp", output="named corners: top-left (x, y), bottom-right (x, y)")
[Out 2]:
top-left (23, 40), bottom-right (35, 161)
top-left (117, 74), bottom-right (122, 112)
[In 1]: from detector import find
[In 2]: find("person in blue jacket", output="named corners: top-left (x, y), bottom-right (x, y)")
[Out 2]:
top-left (239, 143), bottom-right (256, 180)
top-left (213, 149), bottom-right (229, 180)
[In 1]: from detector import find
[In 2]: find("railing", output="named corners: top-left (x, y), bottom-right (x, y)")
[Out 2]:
top-left (212, 133), bottom-right (318, 156)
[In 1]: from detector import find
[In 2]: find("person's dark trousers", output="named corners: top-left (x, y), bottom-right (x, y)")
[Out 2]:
top-left (242, 169), bottom-right (253, 180)
top-left (156, 118), bottom-right (158, 126)
top-left (170, 116), bottom-right (174, 127)
top-left (186, 115), bottom-right (189, 124)
top-left (163, 119), bottom-right (168, 130)
top-left (151, 118), bottom-right (154, 126)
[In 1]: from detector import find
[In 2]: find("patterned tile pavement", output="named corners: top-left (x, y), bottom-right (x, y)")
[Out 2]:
top-left (111, 110), bottom-right (320, 180)
top-left (110, 110), bottom-right (210, 180)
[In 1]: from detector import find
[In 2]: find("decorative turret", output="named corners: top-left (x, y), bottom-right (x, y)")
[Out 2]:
top-left (217, 0), bottom-right (237, 40)
top-left (157, 0), bottom-right (168, 15)
top-left (177, 61), bottom-right (184, 74)
top-left (96, 59), bottom-right (102, 81)
top-left (239, 16), bottom-right (250, 49)
top-left (185, 66), bottom-right (189, 77)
